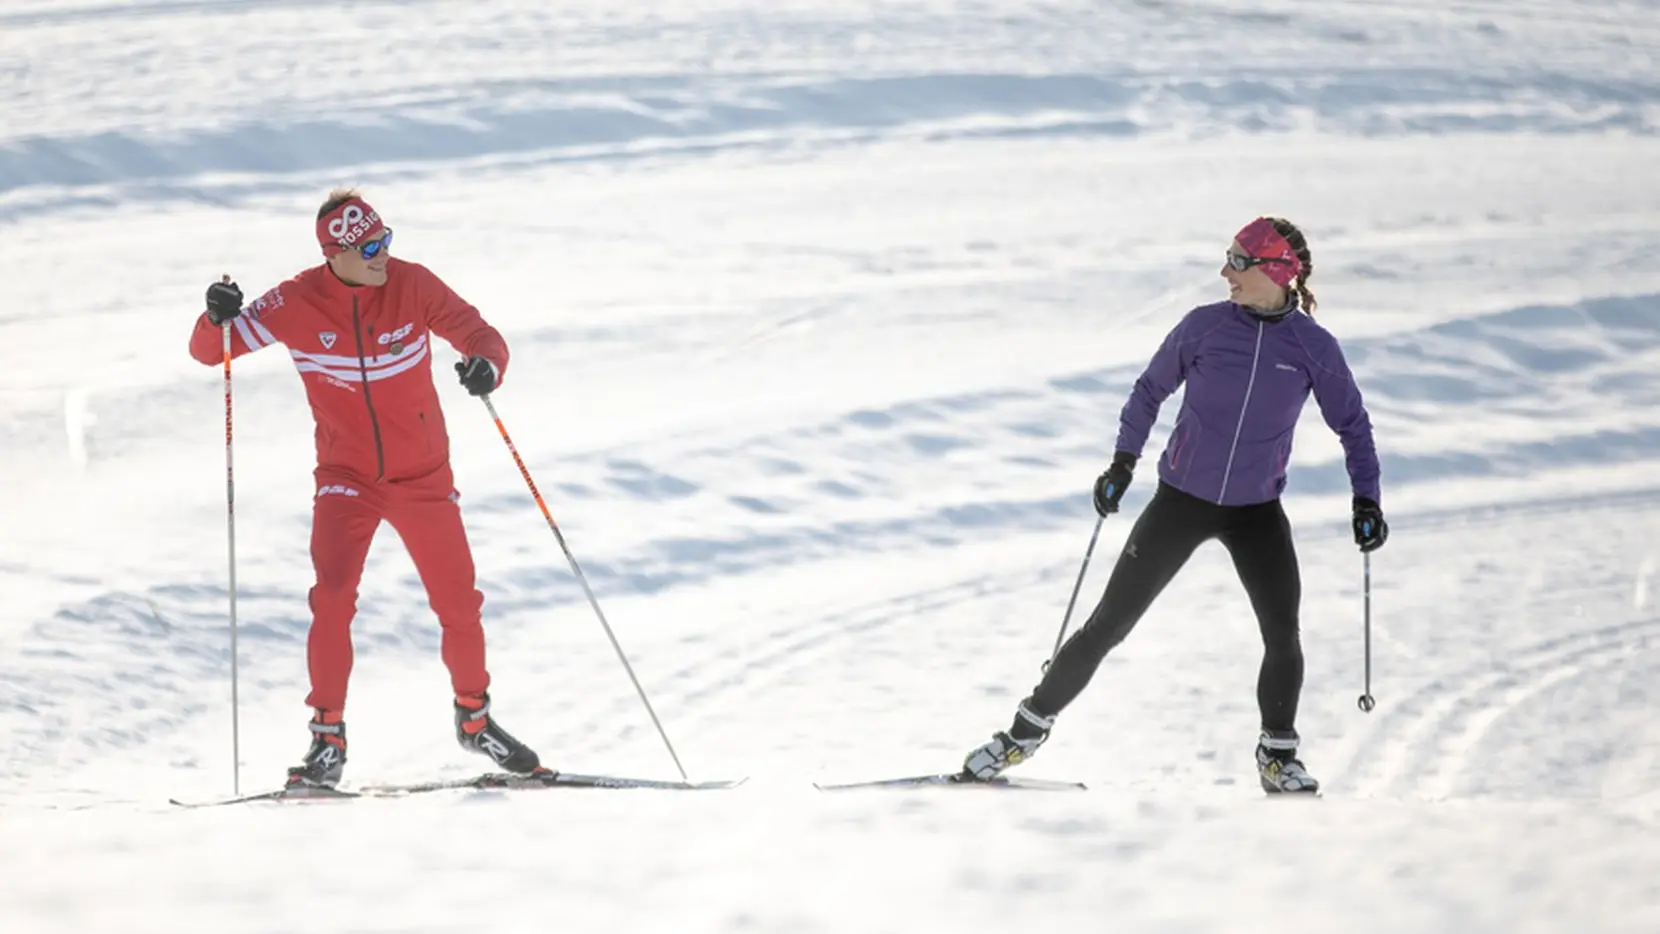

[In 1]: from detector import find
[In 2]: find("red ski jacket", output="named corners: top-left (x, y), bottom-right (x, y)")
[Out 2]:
top-left (188, 259), bottom-right (509, 483)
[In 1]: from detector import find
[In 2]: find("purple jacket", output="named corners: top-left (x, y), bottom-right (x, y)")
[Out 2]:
top-left (1116, 300), bottom-right (1381, 507)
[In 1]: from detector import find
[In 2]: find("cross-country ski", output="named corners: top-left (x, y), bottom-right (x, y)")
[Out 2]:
top-left (171, 770), bottom-right (746, 807)
top-left (814, 773), bottom-right (1086, 792)
top-left (358, 770), bottom-right (746, 795)
top-left (169, 785), bottom-right (358, 809)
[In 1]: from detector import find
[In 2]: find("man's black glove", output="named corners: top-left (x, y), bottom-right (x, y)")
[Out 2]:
top-left (1092, 452), bottom-right (1137, 517)
top-left (454, 356), bottom-right (498, 397)
top-left (1353, 497), bottom-right (1388, 553)
top-left (205, 280), bottom-right (243, 325)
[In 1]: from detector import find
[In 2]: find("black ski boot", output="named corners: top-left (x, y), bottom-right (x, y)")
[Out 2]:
top-left (286, 711), bottom-right (346, 790)
top-left (454, 692), bottom-right (542, 774)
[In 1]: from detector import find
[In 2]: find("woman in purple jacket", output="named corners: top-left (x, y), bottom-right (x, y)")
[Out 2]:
top-left (962, 217), bottom-right (1387, 794)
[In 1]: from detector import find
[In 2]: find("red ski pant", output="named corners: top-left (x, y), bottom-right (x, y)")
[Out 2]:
top-left (304, 466), bottom-right (490, 713)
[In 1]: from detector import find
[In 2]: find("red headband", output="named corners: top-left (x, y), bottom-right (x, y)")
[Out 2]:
top-left (317, 198), bottom-right (386, 256)
top-left (1234, 218), bottom-right (1303, 287)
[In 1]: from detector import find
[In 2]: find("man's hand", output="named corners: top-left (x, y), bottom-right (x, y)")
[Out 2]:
top-left (205, 276), bottom-right (243, 325)
top-left (455, 356), bottom-right (498, 397)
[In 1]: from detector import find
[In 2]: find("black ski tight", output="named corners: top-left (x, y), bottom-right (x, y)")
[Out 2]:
top-left (1029, 481), bottom-right (1305, 733)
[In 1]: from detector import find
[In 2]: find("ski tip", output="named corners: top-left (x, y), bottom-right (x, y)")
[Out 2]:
top-left (813, 774), bottom-right (1087, 791)
top-left (689, 778), bottom-right (748, 790)
top-left (538, 772), bottom-right (748, 791)
top-left (642, 777), bottom-right (747, 790)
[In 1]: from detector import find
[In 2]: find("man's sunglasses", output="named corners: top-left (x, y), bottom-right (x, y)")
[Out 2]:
top-left (349, 228), bottom-right (394, 260)
top-left (1225, 250), bottom-right (1288, 272)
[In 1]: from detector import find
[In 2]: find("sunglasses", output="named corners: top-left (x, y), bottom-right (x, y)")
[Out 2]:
top-left (1225, 250), bottom-right (1288, 272)
top-left (349, 228), bottom-right (394, 260)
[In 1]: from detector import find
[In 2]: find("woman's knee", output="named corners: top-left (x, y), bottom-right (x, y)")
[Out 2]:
top-left (1259, 616), bottom-right (1303, 654)
top-left (1072, 607), bottom-right (1137, 658)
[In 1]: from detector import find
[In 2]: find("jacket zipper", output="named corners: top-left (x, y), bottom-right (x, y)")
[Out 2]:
top-left (350, 299), bottom-right (387, 481)
top-left (1217, 320), bottom-right (1265, 503)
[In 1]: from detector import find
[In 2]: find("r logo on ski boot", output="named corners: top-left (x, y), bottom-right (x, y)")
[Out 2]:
top-left (454, 693), bottom-right (542, 775)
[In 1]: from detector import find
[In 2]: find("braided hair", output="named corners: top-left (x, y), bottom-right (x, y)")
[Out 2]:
top-left (1267, 217), bottom-right (1317, 315)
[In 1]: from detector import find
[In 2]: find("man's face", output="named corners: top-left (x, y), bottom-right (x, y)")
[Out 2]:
top-left (328, 229), bottom-right (392, 287)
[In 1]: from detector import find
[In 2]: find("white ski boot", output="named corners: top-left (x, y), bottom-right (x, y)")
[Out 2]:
top-left (1256, 729), bottom-right (1320, 794)
top-left (961, 702), bottom-right (1054, 780)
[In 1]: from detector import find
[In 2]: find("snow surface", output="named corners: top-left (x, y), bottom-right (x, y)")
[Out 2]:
top-left (3, 1), bottom-right (1660, 931)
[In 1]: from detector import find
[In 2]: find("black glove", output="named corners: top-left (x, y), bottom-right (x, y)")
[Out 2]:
top-left (455, 356), bottom-right (498, 397)
top-left (1092, 452), bottom-right (1137, 517)
top-left (205, 280), bottom-right (243, 325)
top-left (1353, 497), bottom-right (1388, 552)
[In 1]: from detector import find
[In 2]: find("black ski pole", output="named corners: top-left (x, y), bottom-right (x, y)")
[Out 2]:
top-left (1357, 551), bottom-right (1375, 712)
top-left (1042, 515), bottom-right (1104, 673)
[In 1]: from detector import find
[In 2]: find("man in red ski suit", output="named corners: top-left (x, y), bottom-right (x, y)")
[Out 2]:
top-left (188, 189), bottom-right (542, 789)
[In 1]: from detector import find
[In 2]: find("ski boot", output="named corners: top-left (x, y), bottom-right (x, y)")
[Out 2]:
top-left (454, 692), bottom-right (543, 774)
top-left (1256, 728), bottom-right (1320, 794)
top-left (961, 701), bottom-right (1055, 781)
top-left (286, 710), bottom-right (347, 790)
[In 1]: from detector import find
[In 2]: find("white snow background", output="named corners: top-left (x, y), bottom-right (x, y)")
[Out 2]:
top-left (3, 1), bottom-right (1660, 932)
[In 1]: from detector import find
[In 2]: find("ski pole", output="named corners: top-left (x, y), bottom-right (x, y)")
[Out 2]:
top-left (480, 393), bottom-right (689, 781)
top-left (221, 300), bottom-right (242, 794)
top-left (1357, 551), bottom-right (1374, 712)
top-left (1042, 515), bottom-right (1105, 673)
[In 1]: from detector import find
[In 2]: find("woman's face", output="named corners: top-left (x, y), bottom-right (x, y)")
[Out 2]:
top-left (1221, 239), bottom-right (1288, 309)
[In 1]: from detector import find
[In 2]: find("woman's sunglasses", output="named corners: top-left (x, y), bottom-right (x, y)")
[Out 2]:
top-left (352, 228), bottom-right (394, 260)
top-left (1225, 250), bottom-right (1287, 272)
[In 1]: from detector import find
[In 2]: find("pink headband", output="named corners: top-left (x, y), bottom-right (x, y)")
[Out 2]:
top-left (317, 198), bottom-right (386, 256)
top-left (1234, 218), bottom-right (1303, 287)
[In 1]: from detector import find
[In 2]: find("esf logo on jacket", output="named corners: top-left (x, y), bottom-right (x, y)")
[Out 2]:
top-left (378, 322), bottom-right (415, 355)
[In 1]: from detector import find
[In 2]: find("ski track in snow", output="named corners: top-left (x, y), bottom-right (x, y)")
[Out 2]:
top-left (2, 0), bottom-right (1658, 224)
